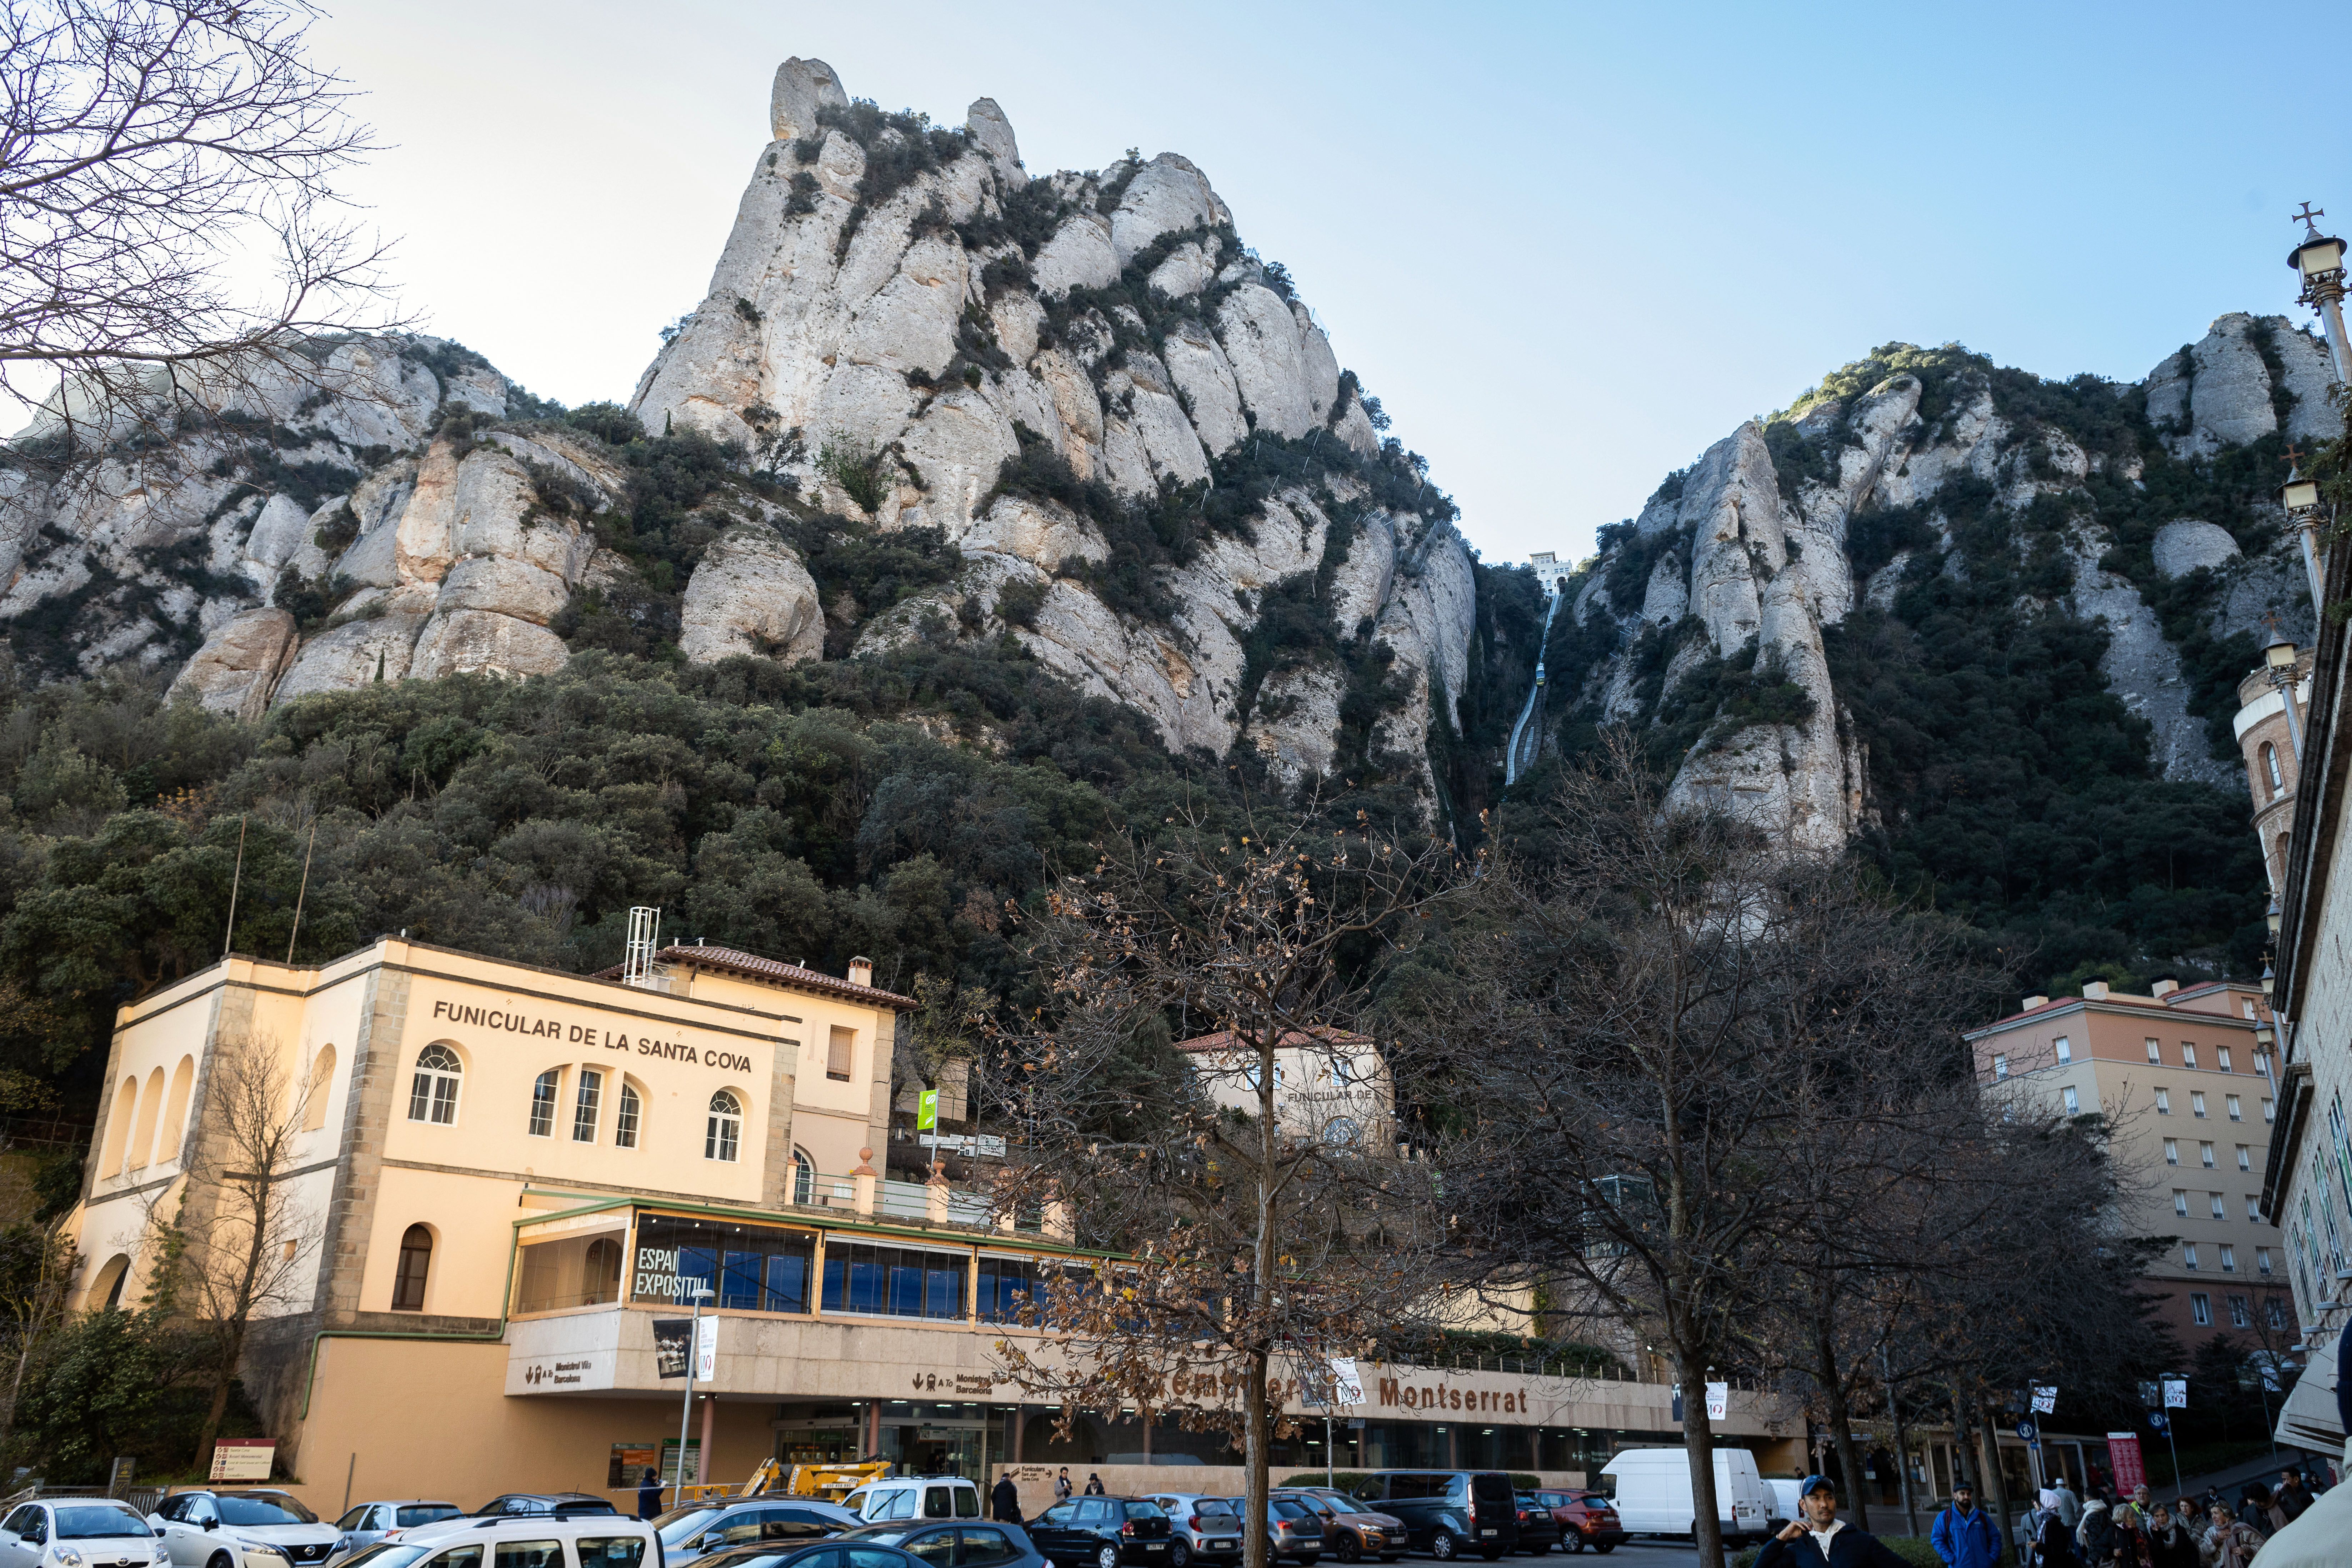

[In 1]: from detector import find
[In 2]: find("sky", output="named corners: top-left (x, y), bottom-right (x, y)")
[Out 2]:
top-left (309, 0), bottom-right (2352, 567)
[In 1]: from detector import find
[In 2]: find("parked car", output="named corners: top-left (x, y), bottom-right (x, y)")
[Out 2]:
top-left (1024, 1498), bottom-right (1174, 1568)
top-left (151, 1491), bottom-right (343, 1568)
top-left (1221, 1502), bottom-right (1319, 1568)
top-left (368, 1513), bottom-right (660, 1568)
top-left (1524, 1494), bottom-right (1620, 1555)
top-left (1597, 1449), bottom-right (1768, 1543)
top-left (1139, 1496), bottom-right (1242, 1568)
top-left (1269, 1492), bottom-right (1402, 1563)
top-left (1508, 1500), bottom-right (1560, 1557)
top-left (836, 1520), bottom-right (1045, 1568)
top-left (838, 1484), bottom-right (982, 1527)
top-left (0, 1500), bottom-right (160, 1568)
top-left (465, 1501), bottom-right (617, 1523)
top-left (1347, 1473), bottom-right (1520, 1562)
top-left (329, 1505), bottom-right (461, 1561)
top-left (690, 1543), bottom-right (929, 1568)
top-left (654, 1502), bottom-right (861, 1563)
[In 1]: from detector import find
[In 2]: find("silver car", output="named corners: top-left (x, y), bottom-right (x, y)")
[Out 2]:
top-left (1141, 1497), bottom-right (1241, 1568)
top-left (651, 1502), bottom-right (861, 1565)
top-left (326, 1507), bottom-right (460, 1564)
top-left (0, 1501), bottom-right (161, 1568)
top-left (151, 1493), bottom-right (342, 1568)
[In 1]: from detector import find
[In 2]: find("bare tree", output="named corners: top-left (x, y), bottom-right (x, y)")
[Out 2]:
top-left (985, 807), bottom-right (1460, 1568)
top-left (1393, 737), bottom-right (2015, 1567)
top-left (0, 0), bottom-right (401, 452)
top-left (0, 1214), bottom-right (77, 1461)
top-left (137, 1035), bottom-right (319, 1467)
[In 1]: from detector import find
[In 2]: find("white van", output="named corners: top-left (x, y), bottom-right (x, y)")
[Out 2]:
top-left (1599, 1448), bottom-right (1771, 1542)
top-left (1764, 1479), bottom-right (1803, 1532)
top-left (364, 1515), bottom-right (660, 1568)
top-left (838, 1479), bottom-right (982, 1524)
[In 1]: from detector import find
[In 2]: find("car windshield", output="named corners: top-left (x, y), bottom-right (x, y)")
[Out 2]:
top-left (340, 1548), bottom-right (431, 1568)
top-left (396, 1508), bottom-right (460, 1529)
top-left (1316, 1498), bottom-right (1360, 1516)
top-left (656, 1509), bottom-right (726, 1547)
top-left (54, 1508), bottom-right (151, 1540)
top-left (218, 1497), bottom-right (319, 1527)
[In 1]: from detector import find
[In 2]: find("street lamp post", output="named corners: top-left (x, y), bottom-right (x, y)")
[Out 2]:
top-left (2263, 637), bottom-right (2306, 762)
top-left (2291, 205), bottom-right (2352, 384)
top-left (675, 1285), bottom-right (715, 1505)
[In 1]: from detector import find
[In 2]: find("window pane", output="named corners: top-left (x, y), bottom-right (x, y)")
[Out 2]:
top-left (633, 1216), bottom-right (812, 1311)
top-left (576, 1542), bottom-right (647, 1568)
top-left (491, 1543), bottom-right (562, 1568)
top-left (765, 1253), bottom-right (809, 1313)
top-left (575, 1070), bottom-right (602, 1143)
top-left (722, 1251), bottom-right (763, 1310)
top-left (530, 1071), bottom-right (558, 1137)
top-left (616, 1085), bottom-right (641, 1149)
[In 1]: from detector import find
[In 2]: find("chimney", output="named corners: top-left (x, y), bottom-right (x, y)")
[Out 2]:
top-left (2023, 995), bottom-right (2050, 1011)
top-left (2151, 977), bottom-right (2181, 999)
top-left (2082, 981), bottom-right (2110, 1001)
top-left (848, 955), bottom-right (874, 988)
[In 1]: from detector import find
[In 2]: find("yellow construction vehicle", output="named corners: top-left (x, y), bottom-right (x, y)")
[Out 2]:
top-left (674, 1457), bottom-right (890, 1507)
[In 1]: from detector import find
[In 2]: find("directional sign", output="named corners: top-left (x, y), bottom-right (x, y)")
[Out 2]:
top-left (2148, 1412), bottom-right (2168, 1433)
top-left (2016, 1419), bottom-right (2037, 1443)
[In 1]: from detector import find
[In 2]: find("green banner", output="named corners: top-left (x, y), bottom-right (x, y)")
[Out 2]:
top-left (918, 1088), bottom-right (938, 1130)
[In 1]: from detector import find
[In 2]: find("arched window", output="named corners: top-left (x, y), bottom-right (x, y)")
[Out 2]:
top-left (408, 1045), bottom-right (462, 1124)
top-left (571, 1068), bottom-right (602, 1143)
top-left (2263, 742), bottom-right (2284, 798)
top-left (615, 1081), bottom-right (642, 1149)
top-left (1321, 1116), bottom-right (1362, 1148)
top-left (89, 1254), bottom-right (130, 1312)
top-left (792, 1148), bottom-right (815, 1204)
top-left (392, 1224), bottom-right (432, 1311)
top-left (527, 1069), bottom-right (560, 1137)
top-left (302, 1045), bottom-right (337, 1132)
top-left (105, 1077), bottom-right (138, 1176)
top-left (159, 1056), bottom-right (194, 1162)
top-left (705, 1091), bottom-right (742, 1163)
top-left (131, 1067), bottom-right (163, 1170)
top-left (584, 1237), bottom-right (622, 1304)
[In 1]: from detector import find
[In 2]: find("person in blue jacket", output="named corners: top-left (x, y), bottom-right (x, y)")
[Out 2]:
top-left (1931, 1481), bottom-right (2001, 1568)
top-left (1755, 1476), bottom-right (1914, 1568)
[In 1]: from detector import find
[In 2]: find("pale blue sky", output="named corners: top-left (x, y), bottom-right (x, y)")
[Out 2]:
top-left (316, 0), bottom-right (2352, 565)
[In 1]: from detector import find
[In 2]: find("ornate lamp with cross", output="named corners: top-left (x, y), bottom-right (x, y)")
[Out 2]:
top-left (2290, 201), bottom-right (2351, 383)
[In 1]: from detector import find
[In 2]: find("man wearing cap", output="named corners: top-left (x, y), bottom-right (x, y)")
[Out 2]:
top-left (1931, 1481), bottom-right (2000, 1568)
top-left (1755, 1476), bottom-right (1912, 1568)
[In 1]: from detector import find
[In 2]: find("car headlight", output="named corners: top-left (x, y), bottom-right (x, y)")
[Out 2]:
top-left (53, 1549), bottom-right (84, 1568)
top-left (238, 1544), bottom-right (290, 1562)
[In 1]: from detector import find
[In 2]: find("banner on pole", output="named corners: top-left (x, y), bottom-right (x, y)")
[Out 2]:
top-left (1706, 1382), bottom-right (1729, 1420)
top-left (2106, 1433), bottom-right (2146, 1493)
top-left (2031, 1386), bottom-right (2058, 1414)
top-left (1330, 1357), bottom-right (1364, 1407)
top-left (2161, 1377), bottom-right (2187, 1409)
top-left (918, 1089), bottom-right (938, 1131)
top-left (694, 1315), bottom-right (719, 1382)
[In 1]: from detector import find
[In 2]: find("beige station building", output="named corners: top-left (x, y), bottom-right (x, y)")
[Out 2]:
top-left (62, 932), bottom-right (1802, 1514)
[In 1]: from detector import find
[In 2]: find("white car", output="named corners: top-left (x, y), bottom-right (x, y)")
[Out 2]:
top-left (0, 1500), bottom-right (161, 1568)
top-left (370, 1515), bottom-right (660, 1568)
top-left (150, 1492), bottom-right (342, 1568)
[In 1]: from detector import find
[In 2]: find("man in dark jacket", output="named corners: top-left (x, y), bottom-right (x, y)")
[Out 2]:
top-left (1931, 1482), bottom-right (2000, 1568)
top-left (1756, 1477), bottom-right (1913, 1568)
top-left (637, 1467), bottom-right (664, 1522)
top-left (991, 1475), bottom-right (1024, 1525)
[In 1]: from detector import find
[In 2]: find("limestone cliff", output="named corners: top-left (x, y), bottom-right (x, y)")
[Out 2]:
top-left (1547, 312), bottom-right (2332, 857)
top-left (0, 58), bottom-right (1478, 814)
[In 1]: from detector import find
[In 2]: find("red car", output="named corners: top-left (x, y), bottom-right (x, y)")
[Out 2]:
top-left (1526, 1492), bottom-right (1622, 1555)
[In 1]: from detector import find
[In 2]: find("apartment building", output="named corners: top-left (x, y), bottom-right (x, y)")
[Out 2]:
top-left (1964, 979), bottom-right (2300, 1350)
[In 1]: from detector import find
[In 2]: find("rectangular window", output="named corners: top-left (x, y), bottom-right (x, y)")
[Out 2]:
top-left (2174, 1190), bottom-right (2190, 1217)
top-left (827, 1026), bottom-right (855, 1083)
top-left (819, 1241), bottom-right (969, 1321)
top-left (2185, 1245), bottom-right (2200, 1271)
top-left (2249, 1194), bottom-right (2263, 1220)
top-left (615, 1083), bottom-right (640, 1149)
top-left (2184, 1043), bottom-right (2198, 1069)
top-left (2228, 1095), bottom-right (2243, 1121)
top-left (977, 1255), bottom-right (1049, 1324)
top-left (2201, 1141), bottom-right (2216, 1168)
top-left (2062, 1086), bottom-right (2080, 1115)
top-left (631, 1215), bottom-right (813, 1312)
top-left (2267, 1298), bottom-right (2288, 1329)
top-left (2211, 1193), bottom-right (2227, 1219)
top-left (528, 1069), bottom-right (558, 1137)
top-left (572, 1069), bottom-right (601, 1143)
top-left (2192, 1091), bottom-right (2208, 1118)
top-left (2239, 1146), bottom-right (2253, 1171)
top-left (2165, 1139), bottom-right (2180, 1165)
top-left (1993, 1054), bottom-right (2008, 1079)
top-left (2156, 1088), bottom-right (2171, 1114)
top-left (2147, 1038), bottom-right (2161, 1063)
top-left (2264, 1098), bottom-right (2276, 1123)
top-left (2220, 1244), bottom-right (2237, 1272)
top-left (2218, 1047), bottom-right (2233, 1072)
top-left (2055, 1036), bottom-right (2072, 1063)
top-left (2228, 1294), bottom-right (2249, 1326)
top-left (2258, 1247), bottom-right (2274, 1274)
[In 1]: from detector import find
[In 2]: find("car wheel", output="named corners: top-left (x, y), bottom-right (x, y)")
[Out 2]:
top-left (1334, 1537), bottom-right (1360, 1565)
top-left (1098, 1546), bottom-right (1120, 1568)
top-left (210, 1554), bottom-right (234, 1568)
top-left (1430, 1531), bottom-right (1460, 1562)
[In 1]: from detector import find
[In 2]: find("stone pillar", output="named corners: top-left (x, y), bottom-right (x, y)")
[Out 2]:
top-left (316, 950), bottom-right (414, 1322)
top-left (760, 1021), bottom-right (802, 1210)
top-left (699, 1393), bottom-right (717, 1483)
top-left (927, 1161), bottom-right (951, 1225)
top-left (853, 1148), bottom-right (878, 1217)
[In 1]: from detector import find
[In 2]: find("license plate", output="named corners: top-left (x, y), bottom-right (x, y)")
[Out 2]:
top-left (1146, 1546), bottom-right (1165, 1552)
top-left (1210, 1545), bottom-right (1235, 1552)
top-left (1481, 1531), bottom-right (1498, 1537)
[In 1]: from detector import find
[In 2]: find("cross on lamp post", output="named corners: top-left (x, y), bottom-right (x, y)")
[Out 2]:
top-left (2290, 204), bottom-right (2352, 384)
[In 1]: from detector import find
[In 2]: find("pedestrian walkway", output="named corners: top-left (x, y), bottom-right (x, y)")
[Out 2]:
top-left (2153, 1446), bottom-right (2331, 1508)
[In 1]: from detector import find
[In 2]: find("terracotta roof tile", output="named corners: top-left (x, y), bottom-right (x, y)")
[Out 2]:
top-left (597, 945), bottom-right (919, 1009)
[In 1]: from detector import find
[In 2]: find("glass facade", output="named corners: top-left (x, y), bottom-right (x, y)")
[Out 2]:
top-left (822, 1241), bottom-right (969, 1320)
top-left (632, 1214), bottom-right (815, 1312)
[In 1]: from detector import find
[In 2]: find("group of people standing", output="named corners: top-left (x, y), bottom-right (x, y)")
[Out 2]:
top-left (2022, 1470), bottom-right (2324, 1568)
